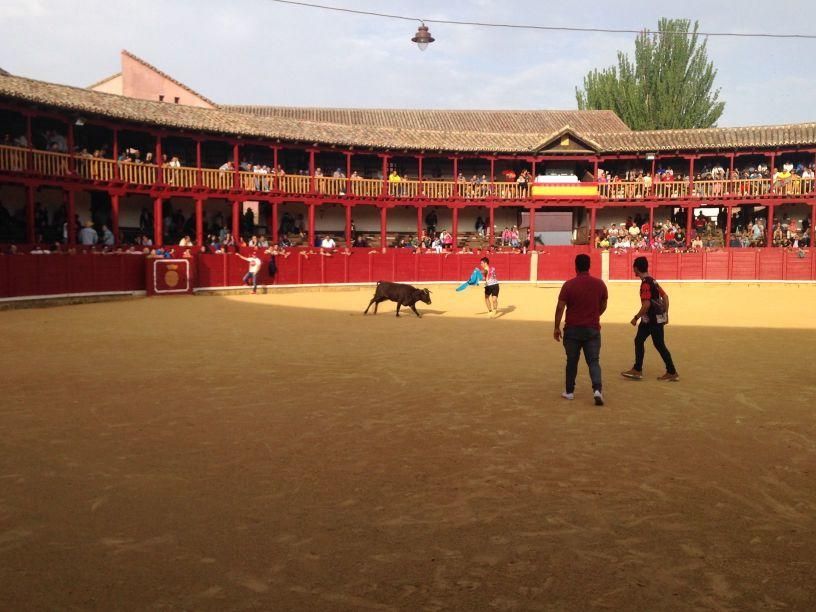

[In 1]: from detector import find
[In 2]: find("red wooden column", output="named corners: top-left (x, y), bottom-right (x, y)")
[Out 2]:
top-left (195, 139), bottom-right (203, 186)
top-left (767, 203), bottom-right (776, 247)
top-left (25, 185), bottom-right (35, 243)
top-left (687, 156), bottom-right (695, 196)
top-left (232, 143), bottom-right (240, 190)
top-left (66, 189), bottom-right (76, 245)
top-left (725, 205), bottom-right (733, 248)
top-left (195, 198), bottom-right (204, 246)
top-left (380, 155), bottom-right (389, 197)
top-left (531, 158), bottom-right (537, 184)
top-left (685, 205), bottom-right (693, 243)
top-left (590, 206), bottom-right (597, 248)
top-left (648, 205), bottom-right (655, 245)
top-left (344, 204), bottom-right (352, 246)
top-left (488, 204), bottom-right (496, 247)
top-left (24, 113), bottom-right (33, 171)
top-left (231, 200), bottom-right (240, 242)
top-left (528, 205), bottom-right (536, 250)
top-left (489, 157), bottom-right (495, 195)
top-left (380, 206), bottom-right (387, 249)
top-left (272, 146), bottom-right (279, 191)
top-left (111, 193), bottom-right (120, 244)
top-left (153, 197), bottom-right (163, 247)
top-left (417, 155), bottom-right (424, 197)
top-left (156, 134), bottom-right (164, 184)
top-left (416, 205), bottom-right (424, 240)
top-left (345, 152), bottom-right (352, 195)
top-left (308, 149), bottom-right (316, 193)
top-left (67, 122), bottom-right (75, 175)
top-left (308, 203), bottom-right (316, 247)
top-left (271, 200), bottom-right (279, 245)
top-left (112, 128), bottom-right (120, 180)
top-left (593, 159), bottom-right (599, 180)
top-left (452, 206), bottom-right (459, 251)
top-left (452, 157), bottom-right (459, 197)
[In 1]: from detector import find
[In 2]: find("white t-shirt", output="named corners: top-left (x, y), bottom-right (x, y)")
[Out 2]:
top-left (321, 238), bottom-right (336, 249)
top-left (247, 257), bottom-right (261, 274)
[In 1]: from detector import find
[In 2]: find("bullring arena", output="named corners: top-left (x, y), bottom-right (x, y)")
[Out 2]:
top-left (2, 282), bottom-right (815, 610)
top-left (2, 46), bottom-right (816, 610)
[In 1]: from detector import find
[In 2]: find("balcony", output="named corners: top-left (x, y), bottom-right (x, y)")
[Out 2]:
top-left (1, 144), bottom-right (815, 203)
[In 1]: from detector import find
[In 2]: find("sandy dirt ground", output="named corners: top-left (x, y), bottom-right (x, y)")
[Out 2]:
top-left (1, 283), bottom-right (815, 611)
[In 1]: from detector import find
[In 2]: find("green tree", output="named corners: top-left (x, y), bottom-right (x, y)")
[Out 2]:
top-left (576, 18), bottom-right (725, 130)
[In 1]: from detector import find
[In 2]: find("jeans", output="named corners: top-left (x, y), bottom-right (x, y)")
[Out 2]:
top-left (563, 327), bottom-right (602, 393)
top-left (634, 323), bottom-right (676, 374)
top-left (243, 271), bottom-right (257, 290)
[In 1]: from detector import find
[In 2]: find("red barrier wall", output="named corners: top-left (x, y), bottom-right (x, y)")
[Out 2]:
top-left (0, 254), bottom-right (146, 298)
top-left (2, 248), bottom-right (814, 300)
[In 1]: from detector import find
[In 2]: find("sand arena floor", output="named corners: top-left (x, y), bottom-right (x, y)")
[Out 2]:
top-left (1, 283), bottom-right (815, 611)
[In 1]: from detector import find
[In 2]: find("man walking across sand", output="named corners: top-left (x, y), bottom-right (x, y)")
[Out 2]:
top-left (553, 254), bottom-right (608, 405)
top-left (621, 256), bottom-right (679, 381)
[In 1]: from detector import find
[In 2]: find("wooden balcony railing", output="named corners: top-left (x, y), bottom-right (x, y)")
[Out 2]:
top-left (31, 149), bottom-right (70, 177)
top-left (0, 145), bottom-right (27, 172)
top-left (2, 145), bottom-right (816, 204)
top-left (76, 157), bottom-right (116, 181)
top-left (119, 161), bottom-right (157, 185)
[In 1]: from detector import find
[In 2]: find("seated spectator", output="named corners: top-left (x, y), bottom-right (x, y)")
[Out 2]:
top-left (178, 235), bottom-right (193, 247)
top-left (321, 235), bottom-right (336, 250)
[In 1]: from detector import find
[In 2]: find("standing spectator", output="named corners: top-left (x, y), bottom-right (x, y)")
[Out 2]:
top-left (78, 221), bottom-right (98, 246)
top-left (553, 254), bottom-right (607, 405)
top-left (622, 256), bottom-right (679, 382)
top-left (237, 251), bottom-right (262, 294)
top-left (480, 257), bottom-right (500, 318)
top-left (101, 225), bottom-right (114, 246)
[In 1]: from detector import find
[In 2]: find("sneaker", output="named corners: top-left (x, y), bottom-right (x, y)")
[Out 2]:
top-left (593, 390), bottom-right (604, 406)
top-left (621, 368), bottom-right (643, 380)
top-left (561, 392), bottom-right (575, 401)
top-left (657, 372), bottom-right (679, 382)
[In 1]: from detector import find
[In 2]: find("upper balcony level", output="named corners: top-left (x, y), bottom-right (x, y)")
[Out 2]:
top-left (2, 143), bottom-right (816, 204)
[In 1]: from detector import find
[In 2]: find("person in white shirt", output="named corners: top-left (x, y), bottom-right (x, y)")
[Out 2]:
top-left (321, 236), bottom-right (336, 250)
top-left (237, 252), bottom-right (262, 294)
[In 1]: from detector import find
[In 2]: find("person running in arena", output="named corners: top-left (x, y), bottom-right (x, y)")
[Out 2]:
top-left (237, 251), bottom-right (262, 294)
top-left (481, 257), bottom-right (500, 318)
top-left (553, 254), bottom-right (608, 405)
top-left (622, 256), bottom-right (679, 381)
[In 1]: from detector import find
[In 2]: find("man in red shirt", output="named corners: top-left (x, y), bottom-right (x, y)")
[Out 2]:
top-left (621, 256), bottom-right (679, 381)
top-left (553, 254), bottom-right (608, 405)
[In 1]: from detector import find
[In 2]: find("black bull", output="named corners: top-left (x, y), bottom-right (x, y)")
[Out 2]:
top-left (363, 281), bottom-right (432, 317)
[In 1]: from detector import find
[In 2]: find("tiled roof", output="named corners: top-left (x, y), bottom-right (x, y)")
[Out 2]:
top-left (0, 67), bottom-right (10, 77)
top-left (120, 50), bottom-right (217, 108)
top-left (2, 72), bottom-right (816, 155)
top-left (222, 105), bottom-right (630, 135)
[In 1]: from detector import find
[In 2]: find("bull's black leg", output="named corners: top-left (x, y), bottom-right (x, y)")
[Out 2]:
top-left (396, 303), bottom-right (401, 317)
top-left (364, 298), bottom-right (377, 315)
top-left (374, 299), bottom-right (382, 314)
top-left (410, 304), bottom-right (422, 318)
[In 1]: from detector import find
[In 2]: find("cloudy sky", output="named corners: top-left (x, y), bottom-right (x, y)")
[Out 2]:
top-left (2, 0), bottom-right (814, 127)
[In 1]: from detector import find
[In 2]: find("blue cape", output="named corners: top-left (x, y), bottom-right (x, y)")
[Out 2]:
top-left (456, 268), bottom-right (483, 291)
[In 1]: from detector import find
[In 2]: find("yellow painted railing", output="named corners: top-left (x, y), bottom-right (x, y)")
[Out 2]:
top-left (422, 180), bottom-right (454, 199)
top-left (279, 174), bottom-right (311, 194)
top-left (164, 166), bottom-right (198, 188)
top-left (201, 168), bottom-right (234, 190)
top-left (76, 157), bottom-right (116, 181)
top-left (0, 145), bottom-right (27, 171)
top-left (32, 149), bottom-right (70, 177)
top-left (119, 161), bottom-right (157, 185)
top-left (348, 178), bottom-right (383, 197)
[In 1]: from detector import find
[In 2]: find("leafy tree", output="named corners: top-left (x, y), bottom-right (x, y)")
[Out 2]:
top-left (576, 18), bottom-right (725, 130)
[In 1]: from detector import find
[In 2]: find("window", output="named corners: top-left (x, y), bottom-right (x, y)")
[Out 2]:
top-left (174, 97), bottom-right (180, 104)
top-left (158, 94), bottom-right (165, 102)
